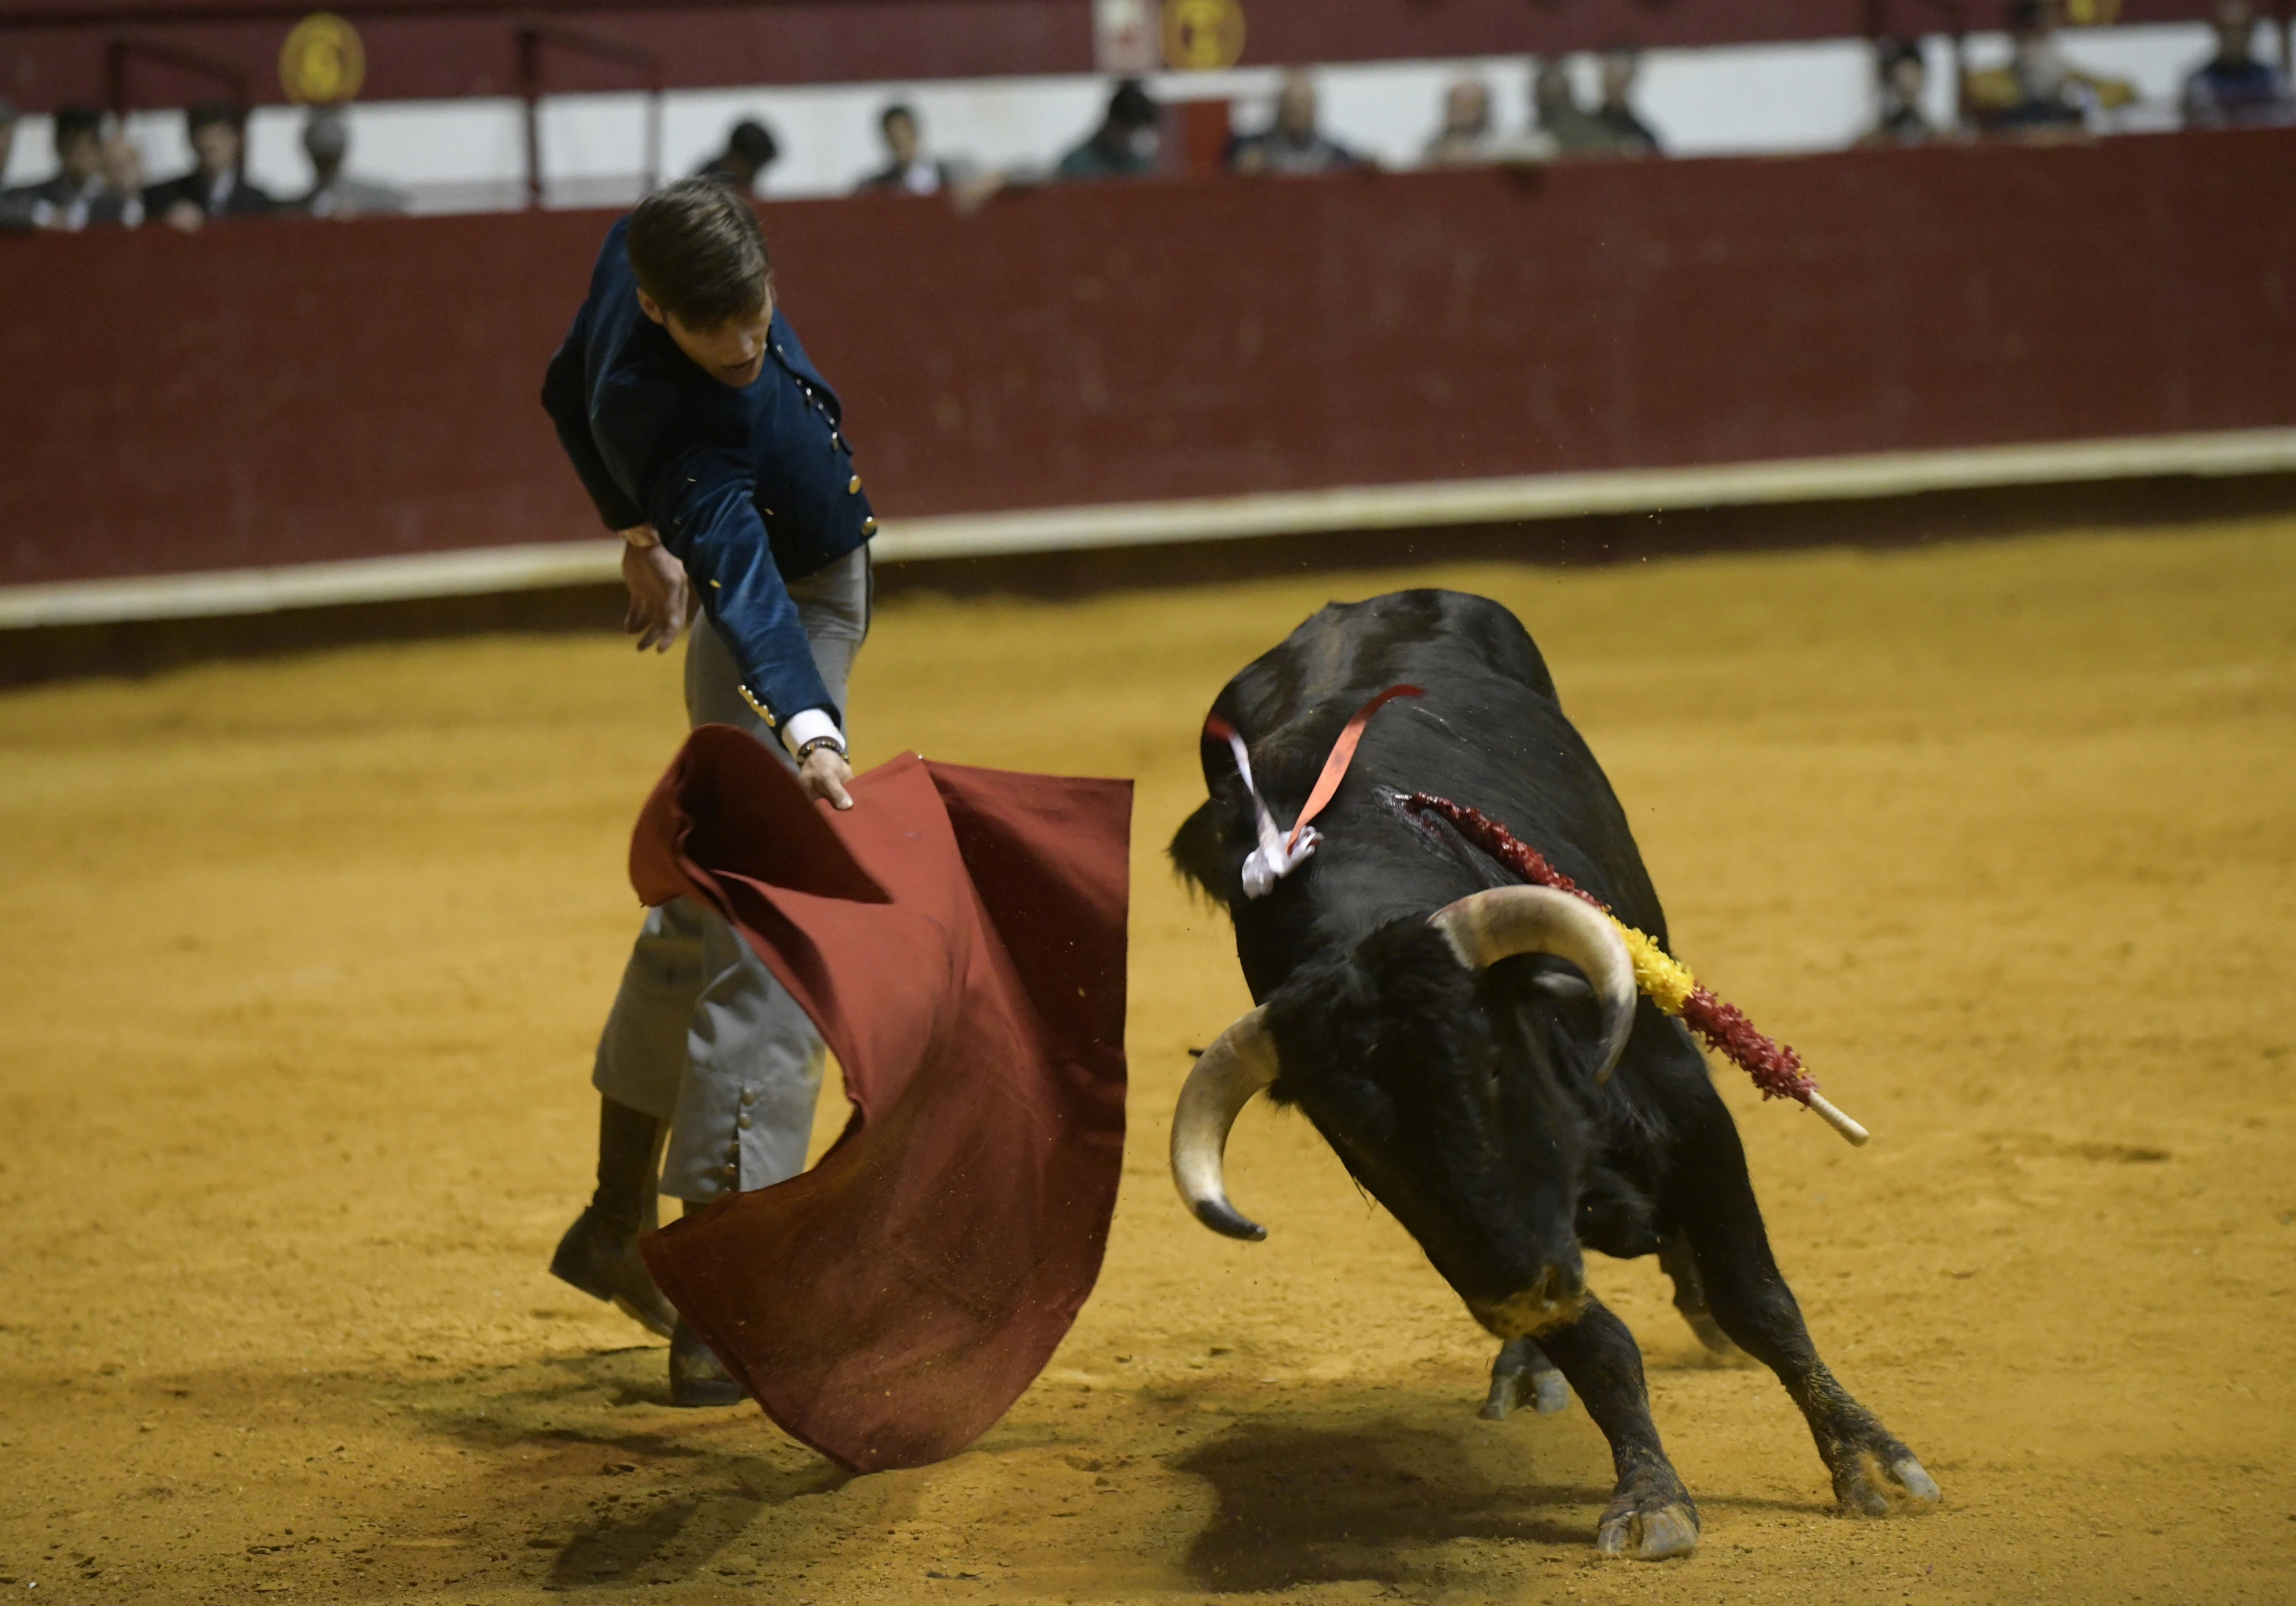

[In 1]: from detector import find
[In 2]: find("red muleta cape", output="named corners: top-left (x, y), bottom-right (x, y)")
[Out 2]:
top-left (629, 726), bottom-right (1132, 1473)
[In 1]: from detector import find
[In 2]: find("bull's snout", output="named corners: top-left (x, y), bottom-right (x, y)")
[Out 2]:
top-left (1467, 1262), bottom-right (1588, 1339)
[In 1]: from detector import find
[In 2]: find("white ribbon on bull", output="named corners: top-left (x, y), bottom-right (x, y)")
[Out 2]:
top-left (1208, 719), bottom-right (1319, 899)
top-left (1170, 884), bottom-right (1639, 1241)
top-left (1206, 686), bottom-right (1424, 901)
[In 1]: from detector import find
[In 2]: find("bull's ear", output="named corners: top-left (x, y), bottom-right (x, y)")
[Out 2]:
top-left (1168, 800), bottom-right (1237, 910)
top-left (1432, 887), bottom-right (1635, 1082)
top-left (1498, 979), bottom-right (1610, 1093)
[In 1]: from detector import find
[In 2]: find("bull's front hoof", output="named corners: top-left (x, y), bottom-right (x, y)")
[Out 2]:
top-left (1595, 1498), bottom-right (1699, 1560)
top-left (1834, 1449), bottom-right (1942, 1517)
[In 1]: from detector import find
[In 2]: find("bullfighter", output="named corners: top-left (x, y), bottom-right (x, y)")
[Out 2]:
top-left (538, 176), bottom-right (877, 1405)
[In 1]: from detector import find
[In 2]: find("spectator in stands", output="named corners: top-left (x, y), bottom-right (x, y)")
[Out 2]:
top-left (1423, 79), bottom-right (1495, 165)
top-left (98, 127), bottom-right (146, 227)
top-left (1964, 0), bottom-right (2135, 135)
top-left (1424, 76), bottom-right (1557, 167)
top-left (8, 106), bottom-right (139, 230)
top-left (1230, 70), bottom-right (1359, 175)
top-left (146, 102), bottom-right (277, 228)
top-left (297, 106), bottom-right (408, 216)
top-left (856, 103), bottom-right (953, 194)
top-left (1860, 39), bottom-right (1940, 144)
top-left (693, 119), bottom-right (779, 196)
top-left (1530, 58), bottom-right (1619, 156)
top-left (2183, 0), bottom-right (2295, 127)
top-left (1590, 45), bottom-right (1663, 155)
top-left (1056, 79), bottom-right (1161, 180)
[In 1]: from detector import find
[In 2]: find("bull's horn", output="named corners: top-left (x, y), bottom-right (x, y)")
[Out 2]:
top-left (1432, 887), bottom-right (1637, 1082)
top-left (1170, 1005), bottom-right (1279, 1242)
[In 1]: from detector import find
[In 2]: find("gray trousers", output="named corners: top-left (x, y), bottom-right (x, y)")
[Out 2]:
top-left (591, 546), bottom-right (871, 1203)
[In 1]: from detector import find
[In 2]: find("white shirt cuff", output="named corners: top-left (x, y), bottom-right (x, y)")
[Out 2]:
top-left (784, 708), bottom-right (844, 756)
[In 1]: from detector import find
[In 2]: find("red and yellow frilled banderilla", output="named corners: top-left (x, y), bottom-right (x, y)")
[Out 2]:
top-left (1402, 792), bottom-right (1870, 1147)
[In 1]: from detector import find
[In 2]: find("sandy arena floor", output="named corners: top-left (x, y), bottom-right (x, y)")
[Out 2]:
top-left (2, 522), bottom-right (2293, 1605)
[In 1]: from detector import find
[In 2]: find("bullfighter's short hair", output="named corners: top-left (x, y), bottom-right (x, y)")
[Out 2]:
top-left (625, 177), bottom-right (775, 331)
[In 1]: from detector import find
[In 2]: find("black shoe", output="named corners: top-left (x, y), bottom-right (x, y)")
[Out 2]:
top-left (670, 1319), bottom-right (746, 1408)
top-left (550, 1206), bottom-right (678, 1338)
top-left (550, 1097), bottom-right (676, 1336)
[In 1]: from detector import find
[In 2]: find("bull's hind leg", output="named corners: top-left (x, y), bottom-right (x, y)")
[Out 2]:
top-left (1536, 1300), bottom-right (1699, 1559)
top-left (1656, 1230), bottom-right (1738, 1355)
top-left (1479, 1335), bottom-right (1570, 1419)
top-left (1669, 1092), bottom-right (1940, 1517)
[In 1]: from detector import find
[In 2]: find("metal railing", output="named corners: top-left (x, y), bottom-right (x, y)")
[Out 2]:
top-left (514, 17), bottom-right (662, 209)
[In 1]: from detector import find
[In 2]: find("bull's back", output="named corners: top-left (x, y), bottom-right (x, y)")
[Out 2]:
top-left (1181, 590), bottom-right (1668, 984)
top-left (1218, 592), bottom-right (1553, 740)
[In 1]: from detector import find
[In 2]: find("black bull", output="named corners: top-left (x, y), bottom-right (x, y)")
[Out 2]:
top-left (1167, 590), bottom-right (1938, 1559)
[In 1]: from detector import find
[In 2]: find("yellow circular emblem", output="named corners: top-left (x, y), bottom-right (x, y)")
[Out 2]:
top-left (2060, 0), bottom-right (2121, 22)
top-left (1162, 0), bottom-right (1245, 71)
top-left (279, 12), bottom-right (366, 106)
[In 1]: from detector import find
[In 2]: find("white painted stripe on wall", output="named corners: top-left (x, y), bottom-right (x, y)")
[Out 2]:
top-left (5, 426), bottom-right (2293, 630)
top-left (0, 541), bottom-right (627, 628)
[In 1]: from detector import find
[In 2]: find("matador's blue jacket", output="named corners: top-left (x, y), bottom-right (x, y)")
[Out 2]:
top-left (541, 215), bottom-right (876, 729)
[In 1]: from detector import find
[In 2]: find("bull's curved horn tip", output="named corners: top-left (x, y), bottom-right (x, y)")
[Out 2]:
top-left (1193, 1201), bottom-right (1269, 1242)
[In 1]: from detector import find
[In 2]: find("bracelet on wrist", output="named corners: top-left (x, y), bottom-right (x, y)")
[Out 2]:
top-left (796, 735), bottom-right (846, 762)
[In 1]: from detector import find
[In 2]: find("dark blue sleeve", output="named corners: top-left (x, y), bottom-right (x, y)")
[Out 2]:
top-left (646, 437), bottom-right (838, 730)
top-left (541, 302), bottom-right (647, 533)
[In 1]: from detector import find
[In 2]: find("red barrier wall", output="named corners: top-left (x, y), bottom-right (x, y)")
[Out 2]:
top-left (3, 129), bottom-right (2292, 588)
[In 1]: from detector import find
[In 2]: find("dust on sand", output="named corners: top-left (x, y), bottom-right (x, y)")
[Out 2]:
top-left (2, 523), bottom-right (2293, 1605)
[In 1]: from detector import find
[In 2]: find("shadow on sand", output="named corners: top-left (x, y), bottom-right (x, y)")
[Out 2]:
top-left (1172, 1417), bottom-right (1603, 1592)
top-left (397, 1347), bottom-right (851, 1590)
